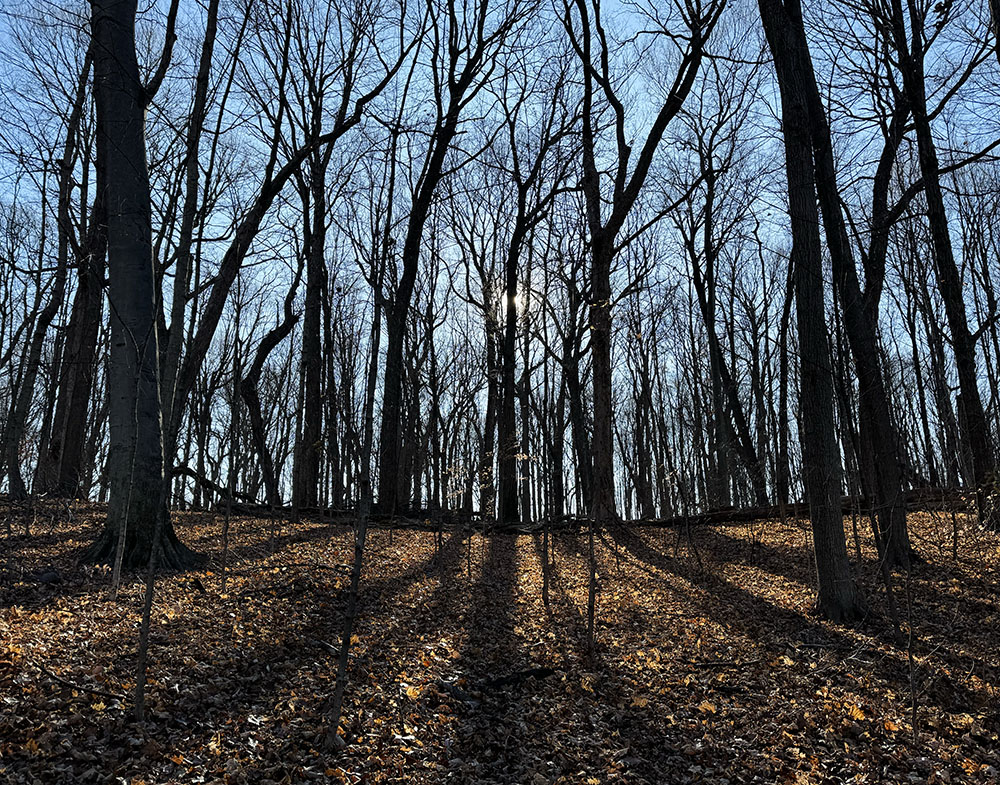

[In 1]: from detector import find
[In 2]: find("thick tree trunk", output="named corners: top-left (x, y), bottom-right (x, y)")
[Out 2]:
top-left (498, 221), bottom-right (525, 523)
top-left (789, 21), bottom-right (912, 568)
top-left (85, 0), bottom-right (198, 570)
top-left (759, 0), bottom-right (864, 621)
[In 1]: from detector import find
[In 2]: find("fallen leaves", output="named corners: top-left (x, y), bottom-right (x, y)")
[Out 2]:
top-left (1, 506), bottom-right (999, 784)
top-left (844, 702), bottom-right (866, 721)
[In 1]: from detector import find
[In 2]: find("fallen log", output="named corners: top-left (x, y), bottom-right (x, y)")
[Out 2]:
top-left (197, 486), bottom-right (977, 531)
top-left (500, 487), bottom-right (976, 531)
top-left (628, 488), bottom-right (974, 528)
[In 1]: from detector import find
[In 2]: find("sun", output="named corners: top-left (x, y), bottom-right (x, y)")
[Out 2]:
top-left (502, 291), bottom-right (527, 311)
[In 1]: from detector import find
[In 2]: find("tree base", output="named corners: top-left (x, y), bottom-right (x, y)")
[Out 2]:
top-left (82, 520), bottom-right (204, 571)
top-left (878, 544), bottom-right (918, 572)
top-left (814, 589), bottom-right (866, 624)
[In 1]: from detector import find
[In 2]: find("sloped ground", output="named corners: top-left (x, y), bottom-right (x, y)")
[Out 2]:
top-left (1, 503), bottom-right (998, 784)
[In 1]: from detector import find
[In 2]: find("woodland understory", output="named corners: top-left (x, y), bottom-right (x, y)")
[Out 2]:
top-left (2, 502), bottom-right (998, 785)
top-left (3, 0), bottom-right (1000, 781)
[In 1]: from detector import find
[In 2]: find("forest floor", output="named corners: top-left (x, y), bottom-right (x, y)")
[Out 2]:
top-left (1, 504), bottom-right (999, 784)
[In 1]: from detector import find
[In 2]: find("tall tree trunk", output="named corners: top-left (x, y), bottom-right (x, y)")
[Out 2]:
top-left (589, 238), bottom-right (616, 524)
top-left (3, 52), bottom-right (91, 497)
top-left (567, 354), bottom-right (593, 515)
top-left (549, 372), bottom-right (567, 519)
top-left (241, 259), bottom-right (302, 508)
top-left (499, 220), bottom-right (526, 524)
top-left (323, 281), bottom-right (343, 509)
top-left (375, 29), bottom-right (481, 514)
top-left (906, 295), bottom-right (939, 486)
top-left (39, 193), bottom-right (107, 498)
top-left (889, 0), bottom-right (996, 511)
top-left (84, 0), bottom-right (198, 570)
top-left (759, 0), bottom-right (864, 621)
top-left (159, 0), bottom-right (219, 445)
top-left (297, 153), bottom-right (328, 510)
top-left (776, 265), bottom-right (794, 506)
top-left (797, 25), bottom-right (911, 567)
top-left (480, 321), bottom-right (499, 518)
top-left (758, 0), bottom-right (911, 568)
top-left (634, 363), bottom-right (656, 520)
top-left (519, 270), bottom-right (533, 523)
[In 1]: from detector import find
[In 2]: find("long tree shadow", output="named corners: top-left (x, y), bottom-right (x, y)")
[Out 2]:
top-left (446, 531), bottom-right (675, 783)
top-left (14, 521), bottom-right (998, 782)
top-left (688, 524), bottom-right (826, 589)
top-left (445, 533), bottom-right (542, 783)
top-left (608, 525), bottom-right (996, 723)
top-left (690, 518), bottom-right (1000, 607)
top-left (1, 516), bottom-right (355, 611)
top-left (533, 529), bottom-right (711, 783)
top-left (8, 528), bottom-right (468, 783)
top-left (192, 519), bottom-right (349, 567)
top-left (696, 526), bottom-right (1000, 657)
top-left (208, 527), bottom-right (468, 731)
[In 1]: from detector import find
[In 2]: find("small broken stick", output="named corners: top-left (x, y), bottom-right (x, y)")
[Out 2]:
top-left (481, 667), bottom-right (559, 690)
top-left (37, 662), bottom-right (125, 702)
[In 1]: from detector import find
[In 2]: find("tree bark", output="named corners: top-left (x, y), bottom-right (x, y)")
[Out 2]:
top-left (84, 0), bottom-right (198, 570)
top-left (296, 152), bottom-right (329, 510)
top-left (759, 0), bottom-right (865, 621)
top-left (589, 237), bottom-right (617, 524)
top-left (499, 218), bottom-right (526, 524)
top-left (777, 2), bottom-right (913, 567)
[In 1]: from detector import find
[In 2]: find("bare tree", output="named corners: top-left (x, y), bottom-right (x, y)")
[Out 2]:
top-left (758, 0), bottom-right (865, 620)
top-left (884, 0), bottom-right (996, 521)
top-left (84, 0), bottom-right (200, 569)
top-left (376, 0), bottom-right (535, 515)
top-left (566, 0), bottom-right (726, 525)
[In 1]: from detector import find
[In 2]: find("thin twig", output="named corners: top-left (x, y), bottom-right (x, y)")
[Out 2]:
top-left (37, 662), bottom-right (125, 702)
